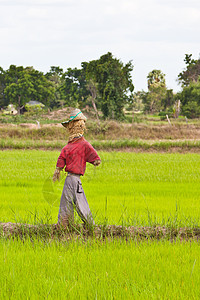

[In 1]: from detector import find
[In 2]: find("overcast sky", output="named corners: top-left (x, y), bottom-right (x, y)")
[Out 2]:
top-left (0, 0), bottom-right (200, 92)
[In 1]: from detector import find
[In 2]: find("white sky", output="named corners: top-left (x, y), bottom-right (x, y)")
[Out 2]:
top-left (0, 0), bottom-right (200, 92)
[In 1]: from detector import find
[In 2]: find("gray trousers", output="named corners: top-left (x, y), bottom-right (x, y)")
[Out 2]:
top-left (58, 174), bottom-right (94, 225)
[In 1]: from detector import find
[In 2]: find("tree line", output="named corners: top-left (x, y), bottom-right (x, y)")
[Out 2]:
top-left (0, 52), bottom-right (199, 119)
top-left (138, 54), bottom-right (200, 119)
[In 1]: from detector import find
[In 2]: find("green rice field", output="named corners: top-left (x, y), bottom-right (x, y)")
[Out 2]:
top-left (1, 238), bottom-right (200, 299)
top-left (1, 150), bottom-right (200, 299)
top-left (1, 150), bottom-right (200, 226)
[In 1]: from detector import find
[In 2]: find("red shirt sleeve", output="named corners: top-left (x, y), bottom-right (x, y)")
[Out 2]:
top-left (85, 142), bottom-right (100, 164)
top-left (56, 148), bottom-right (66, 168)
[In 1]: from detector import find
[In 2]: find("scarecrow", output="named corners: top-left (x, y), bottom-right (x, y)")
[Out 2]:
top-left (53, 108), bottom-right (101, 226)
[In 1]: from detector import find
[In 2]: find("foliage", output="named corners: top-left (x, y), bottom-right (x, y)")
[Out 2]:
top-left (84, 52), bottom-right (134, 119)
top-left (45, 66), bottom-right (75, 108)
top-left (161, 89), bottom-right (174, 110)
top-left (25, 67), bottom-right (56, 108)
top-left (1, 52), bottom-right (200, 120)
top-left (147, 69), bottom-right (166, 89)
top-left (139, 70), bottom-right (171, 113)
top-left (3, 65), bottom-right (55, 112)
top-left (178, 54), bottom-right (200, 87)
top-left (158, 109), bottom-right (173, 120)
top-left (139, 72), bottom-right (175, 114)
top-left (0, 67), bottom-right (6, 107)
top-left (41, 66), bottom-right (63, 108)
top-left (4, 66), bottom-right (33, 112)
top-left (182, 101), bottom-right (200, 118)
top-left (175, 55), bottom-right (200, 118)
top-left (176, 79), bottom-right (200, 106)
top-left (50, 53), bottom-right (134, 119)
top-left (59, 67), bottom-right (89, 108)
top-left (145, 69), bottom-right (167, 112)
top-left (176, 78), bottom-right (200, 118)
top-left (25, 103), bottom-right (45, 115)
top-left (131, 91), bottom-right (144, 111)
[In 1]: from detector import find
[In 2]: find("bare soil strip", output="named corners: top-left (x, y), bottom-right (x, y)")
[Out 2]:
top-left (1, 222), bottom-right (200, 241)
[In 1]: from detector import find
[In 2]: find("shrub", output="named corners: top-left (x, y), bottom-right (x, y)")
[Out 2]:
top-left (182, 101), bottom-right (200, 119)
top-left (158, 109), bottom-right (173, 120)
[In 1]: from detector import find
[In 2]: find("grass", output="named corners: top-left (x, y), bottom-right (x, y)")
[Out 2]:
top-left (1, 151), bottom-right (200, 227)
top-left (1, 119), bottom-right (200, 141)
top-left (1, 150), bottom-right (200, 299)
top-left (1, 137), bottom-right (200, 151)
top-left (1, 110), bottom-right (200, 125)
top-left (92, 139), bottom-right (200, 151)
top-left (2, 222), bottom-right (200, 241)
top-left (1, 238), bottom-right (200, 299)
top-left (0, 113), bottom-right (60, 124)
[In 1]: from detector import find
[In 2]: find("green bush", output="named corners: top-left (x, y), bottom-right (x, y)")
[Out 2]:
top-left (182, 101), bottom-right (200, 119)
top-left (158, 109), bottom-right (173, 120)
top-left (25, 103), bottom-right (44, 116)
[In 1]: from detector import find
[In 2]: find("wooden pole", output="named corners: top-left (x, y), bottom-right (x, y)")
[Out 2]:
top-left (166, 114), bottom-right (171, 126)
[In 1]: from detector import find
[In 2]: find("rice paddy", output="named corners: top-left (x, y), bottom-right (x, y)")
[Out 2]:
top-left (1, 150), bottom-right (200, 299)
top-left (1, 238), bottom-right (200, 299)
top-left (1, 151), bottom-right (200, 226)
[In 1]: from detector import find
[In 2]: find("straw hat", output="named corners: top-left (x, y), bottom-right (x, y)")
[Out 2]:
top-left (61, 108), bottom-right (87, 128)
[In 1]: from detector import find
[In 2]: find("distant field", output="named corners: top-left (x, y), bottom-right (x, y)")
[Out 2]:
top-left (1, 120), bottom-right (200, 141)
top-left (1, 150), bottom-right (200, 226)
top-left (1, 137), bottom-right (200, 152)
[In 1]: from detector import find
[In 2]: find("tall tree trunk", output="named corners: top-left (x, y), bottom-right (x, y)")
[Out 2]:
top-left (91, 97), bottom-right (100, 126)
top-left (88, 81), bottom-right (100, 127)
top-left (18, 95), bottom-right (21, 115)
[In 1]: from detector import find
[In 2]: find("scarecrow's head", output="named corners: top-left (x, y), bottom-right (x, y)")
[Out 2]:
top-left (61, 109), bottom-right (87, 141)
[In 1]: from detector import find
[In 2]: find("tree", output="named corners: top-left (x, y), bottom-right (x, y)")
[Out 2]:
top-left (161, 89), bottom-right (174, 110)
top-left (175, 54), bottom-right (200, 119)
top-left (173, 99), bottom-right (181, 118)
top-left (84, 52), bottom-right (134, 119)
top-left (59, 67), bottom-right (89, 107)
top-left (145, 70), bottom-right (167, 112)
top-left (1, 54), bottom-right (134, 118)
top-left (86, 79), bottom-right (100, 125)
top-left (25, 67), bottom-right (55, 108)
top-left (56, 53), bottom-right (134, 119)
top-left (45, 66), bottom-right (64, 107)
top-left (176, 79), bottom-right (200, 118)
top-left (182, 101), bottom-right (200, 118)
top-left (4, 65), bottom-right (55, 112)
top-left (0, 67), bottom-right (6, 107)
top-left (131, 91), bottom-right (144, 112)
top-left (147, 69), bottom-right (166, 89)
top-left (178, 54), bottom-right (200, 87)
top-left (4, 66), bottom-right (34, 113)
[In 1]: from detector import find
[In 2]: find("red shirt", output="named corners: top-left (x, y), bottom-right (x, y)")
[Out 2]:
top-left (56, 137), bottom-right (100, 175)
